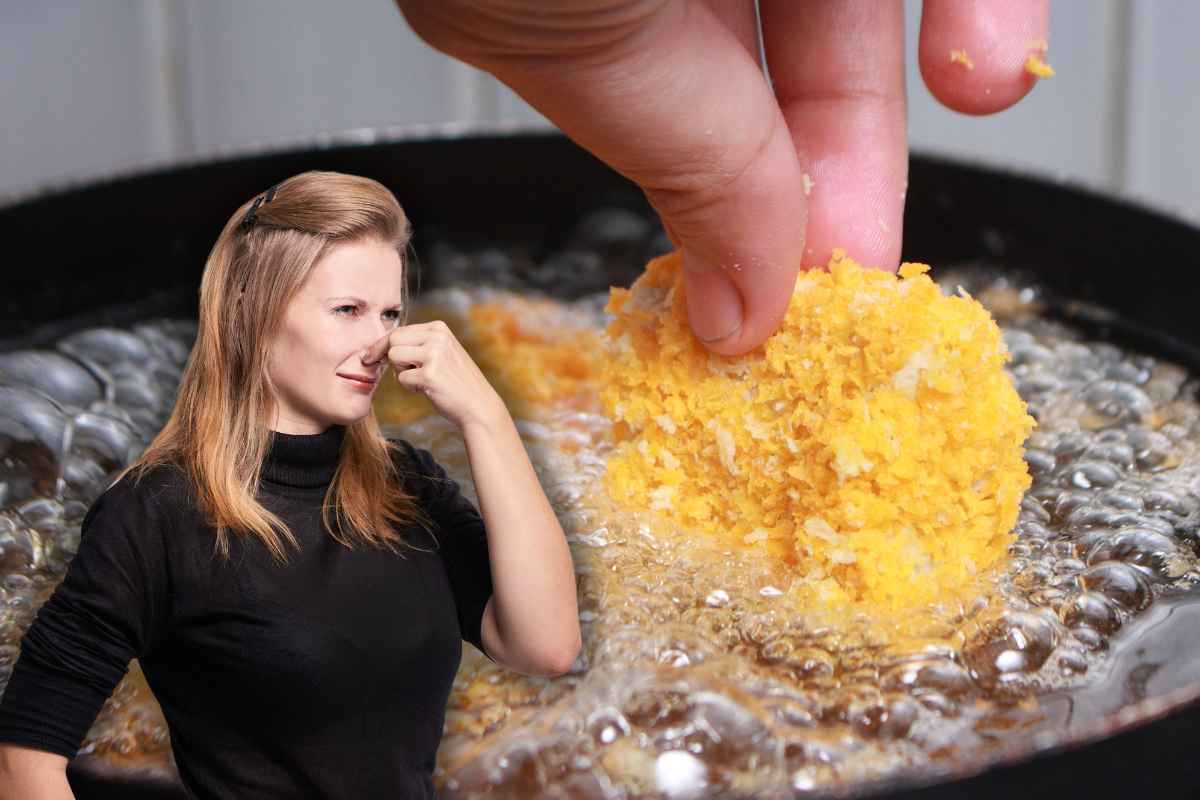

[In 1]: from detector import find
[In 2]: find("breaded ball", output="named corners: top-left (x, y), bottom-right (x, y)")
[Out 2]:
top-left (600, 249), bottom-right (1036, 616)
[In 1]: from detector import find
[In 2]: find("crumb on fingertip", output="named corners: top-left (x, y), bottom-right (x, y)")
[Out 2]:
top-left (1024, 53), bottom-right (1055, 78)
top-left (949, 49), bottom-right (974, 70)
top-left (802, 173), bottom-right (815, 196)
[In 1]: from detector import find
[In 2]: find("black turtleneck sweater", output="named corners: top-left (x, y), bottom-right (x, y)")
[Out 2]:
top-left (0, 425), bottom-right (495, 799)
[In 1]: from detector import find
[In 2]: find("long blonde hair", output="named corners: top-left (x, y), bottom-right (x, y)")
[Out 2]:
top-left (115, 170), bottom-right (436, 565)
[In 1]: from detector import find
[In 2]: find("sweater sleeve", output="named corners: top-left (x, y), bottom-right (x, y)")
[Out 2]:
top-left (0, 474), bottom-right (172, 759)
top-left (392, 439), bottom-right (496, 663)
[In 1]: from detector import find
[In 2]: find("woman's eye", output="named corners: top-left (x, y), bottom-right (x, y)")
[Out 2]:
top-left (334, 306), bottom-right (401, 321)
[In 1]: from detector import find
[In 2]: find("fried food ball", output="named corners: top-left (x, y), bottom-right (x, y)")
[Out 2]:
top-left (600, 249), bottom-right (1036, 617)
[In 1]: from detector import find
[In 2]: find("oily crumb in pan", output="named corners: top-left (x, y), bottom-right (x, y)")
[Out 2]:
top-left (599, 249), bottom-right (1037, 619)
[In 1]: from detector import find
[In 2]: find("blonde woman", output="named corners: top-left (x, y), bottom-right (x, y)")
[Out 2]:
top-left (0, 171), bottom-right (581, 799)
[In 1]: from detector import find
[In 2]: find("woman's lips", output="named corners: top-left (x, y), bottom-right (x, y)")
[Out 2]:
top-left (338, 373), bottom-right (376, 389)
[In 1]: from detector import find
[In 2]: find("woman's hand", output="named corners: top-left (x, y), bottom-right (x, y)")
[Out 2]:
top-left (364, 320), bottom-right (507, 431)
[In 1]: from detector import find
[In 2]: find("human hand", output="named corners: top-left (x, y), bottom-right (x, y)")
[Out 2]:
top-left (364, 320), bottom-right (507, 431)
top-left (395, 0), bottom-right (1051, 356)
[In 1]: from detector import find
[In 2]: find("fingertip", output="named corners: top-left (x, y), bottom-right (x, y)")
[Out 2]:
top-left (682, 249), bottom-right (746, 348)
top-left (683, 256), bottom-right (790, 359)
top-left (802, 228), bottom-right (903, 276)
top-left (799, 175), bottom-right (906, 276)
top-left (682, 242), bottom-right (806, 354)
top-left (918, 0), bottom-right (1051, 116)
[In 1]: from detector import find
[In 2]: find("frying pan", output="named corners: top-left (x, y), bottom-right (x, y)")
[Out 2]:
top-left (1, 123), bottom-right (1197, 799)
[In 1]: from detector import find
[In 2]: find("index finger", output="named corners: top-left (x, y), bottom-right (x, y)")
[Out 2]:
top-left (761, 0), bottom-right (908, 272)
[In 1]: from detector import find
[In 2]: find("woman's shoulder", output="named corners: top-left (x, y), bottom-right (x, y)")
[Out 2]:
top-left (89, 460), bottom-right (192, 527)
top-left (65, 463), bottom-right (190, 572)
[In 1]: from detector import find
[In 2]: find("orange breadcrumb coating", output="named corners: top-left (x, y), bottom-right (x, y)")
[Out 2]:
top-left (1024, 53), bottom-right (1055, 78)
top-left (599, 249), bottom-right (1036, 617)
top-left (462, 300), bottom-right (602, 412)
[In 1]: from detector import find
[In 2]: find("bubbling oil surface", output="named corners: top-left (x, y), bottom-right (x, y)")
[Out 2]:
top-left (0, 247), bottom-right (1198, 798)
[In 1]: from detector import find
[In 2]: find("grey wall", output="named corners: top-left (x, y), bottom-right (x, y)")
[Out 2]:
top-left (3, 1), bottom-right (1197, 224)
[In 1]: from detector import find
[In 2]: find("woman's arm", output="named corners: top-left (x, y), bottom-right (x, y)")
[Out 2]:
top-left (462, 409), bottom-right (582, 676)
top-left (367, 320), bottom-right (582, 674)
top-left (0, 744), bottom-right (74, 800)
top-left (0, 474), bottom-right (172, 793)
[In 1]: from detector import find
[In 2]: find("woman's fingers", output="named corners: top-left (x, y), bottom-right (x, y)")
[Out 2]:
top-left (361, 321), bottom-right (439, 369)
top-left (918, 0), bottom-right (1052, 115)
top-left (384, 343), bottom-right (423, 371)
top-left (761, 0), bottom-right (909, 273)
top-left (395, 0), bottom-right (808, 356)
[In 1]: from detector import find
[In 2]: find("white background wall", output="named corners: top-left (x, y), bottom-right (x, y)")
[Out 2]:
top-left (3, 1), bottom-right (1197, 223)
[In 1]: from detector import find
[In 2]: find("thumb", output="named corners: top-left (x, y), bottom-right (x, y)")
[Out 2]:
top-left (647, 104), bottom-right (807, 354)
top-left (652, 109), bottom-right (807, 353)
top-left (396, 0), bottom-right (806, 356)
top-left (681, 253), bottom-right (744, 346)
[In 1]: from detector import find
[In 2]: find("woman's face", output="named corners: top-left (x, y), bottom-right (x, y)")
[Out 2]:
top-left (265, 237), bottom-right (404, 434)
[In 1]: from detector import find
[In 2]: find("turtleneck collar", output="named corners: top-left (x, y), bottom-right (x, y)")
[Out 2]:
top-left (260, 424), bottom-right (347, 489)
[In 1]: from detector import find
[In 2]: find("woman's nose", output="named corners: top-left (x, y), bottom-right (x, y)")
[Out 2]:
top-left (362, 324), bottom-right (392, 365)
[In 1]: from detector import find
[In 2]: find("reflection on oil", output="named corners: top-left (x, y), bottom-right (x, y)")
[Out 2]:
top-left (1037, 589), bottom-right (1200, 734)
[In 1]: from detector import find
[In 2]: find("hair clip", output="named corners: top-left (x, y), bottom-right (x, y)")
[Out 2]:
top-left (238, 182), bottom-right (282, 233)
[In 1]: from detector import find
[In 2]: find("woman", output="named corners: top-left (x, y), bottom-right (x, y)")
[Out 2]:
top-left (0, 170), bottom-right (581, 799)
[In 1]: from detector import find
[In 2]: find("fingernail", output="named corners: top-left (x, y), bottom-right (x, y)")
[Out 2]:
top-left (684, 253), bottom-right (743, 344)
